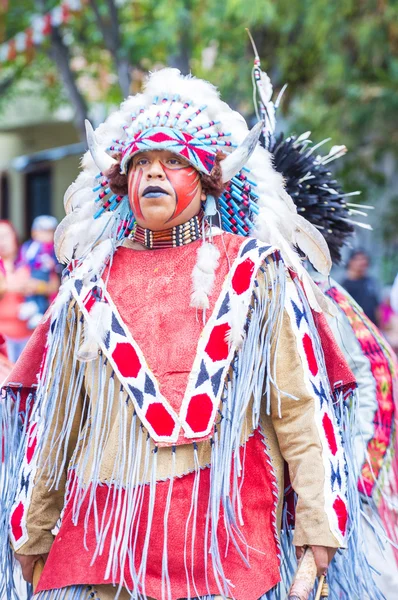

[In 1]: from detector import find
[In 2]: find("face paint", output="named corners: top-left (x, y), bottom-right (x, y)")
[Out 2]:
top-left (128, 167), bottom-right (144, 219)
top-left (161, 163), bottom-right (201, 221)
top-left (127, 152), bottom-right (202, 226)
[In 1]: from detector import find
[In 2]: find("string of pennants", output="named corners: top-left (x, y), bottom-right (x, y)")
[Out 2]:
top-left (0, 0), bottom-right (83, 64)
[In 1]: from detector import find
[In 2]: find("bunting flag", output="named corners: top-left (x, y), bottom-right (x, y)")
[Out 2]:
top-left (0, 0), bottom-right (82, 64)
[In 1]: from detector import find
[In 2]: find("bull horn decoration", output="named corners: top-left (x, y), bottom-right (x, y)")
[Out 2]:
top-left (221, 121), bottom-right (263, 183)
top-left (85, 119), bottom-right (118, 176)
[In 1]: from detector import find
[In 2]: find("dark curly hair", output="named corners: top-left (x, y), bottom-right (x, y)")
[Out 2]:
top-left (107, 151), bottom-right (226, 199)
top-left (107, 153), bottom-right (128, 196)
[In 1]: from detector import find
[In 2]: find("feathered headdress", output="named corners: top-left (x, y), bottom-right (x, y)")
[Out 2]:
top-left (57, 69), bottom-right (275, 262)
top-left (56, 67), bottom-right (334, 316)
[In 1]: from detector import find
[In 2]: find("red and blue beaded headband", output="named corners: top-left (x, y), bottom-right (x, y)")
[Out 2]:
top-left (120, 127), bottom-right (222, 175)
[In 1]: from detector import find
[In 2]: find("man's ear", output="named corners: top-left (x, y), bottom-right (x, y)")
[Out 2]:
top-left (200, 190), bottom-right (207, 202)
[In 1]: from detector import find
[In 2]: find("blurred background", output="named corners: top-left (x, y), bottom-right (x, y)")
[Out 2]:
top-left (0, 0), bottom-right (397, 363)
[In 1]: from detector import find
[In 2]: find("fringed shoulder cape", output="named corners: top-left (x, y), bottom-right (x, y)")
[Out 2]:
top-left (2, 233), bottom-right (352, 600)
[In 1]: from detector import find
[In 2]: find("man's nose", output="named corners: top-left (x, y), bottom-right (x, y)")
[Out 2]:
top-left (147, 160), bottom-right (165, 179)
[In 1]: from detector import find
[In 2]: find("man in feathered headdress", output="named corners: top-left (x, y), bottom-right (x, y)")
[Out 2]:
top-left (2, 69), bottom-right (353, 600)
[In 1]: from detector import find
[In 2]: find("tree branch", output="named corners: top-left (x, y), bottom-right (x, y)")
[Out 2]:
top-left (106, 0), bottom-right (121, 49)
top-left (49, 26), bottom-right (88, 141)
top-left (89, 0), bottom-right (131, 97)
top-left (33, 0), bottom-right (88, 140)
top-left (0, 70), bottom-right (20, 96)
top-left (168, 0), bottom-right (193, 75)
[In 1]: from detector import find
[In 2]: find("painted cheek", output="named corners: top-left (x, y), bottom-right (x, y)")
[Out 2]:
top-left (162, 165), bottom-right (200, 220)
top-left (128, 168), bottom-right (144, 219)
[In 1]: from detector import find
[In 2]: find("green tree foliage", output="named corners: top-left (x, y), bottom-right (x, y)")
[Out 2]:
top-left (0, 0), bottom-right (397, 237)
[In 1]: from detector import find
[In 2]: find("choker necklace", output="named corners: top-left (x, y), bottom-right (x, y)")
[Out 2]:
top-left (133, 210), bottom-right (204, 249)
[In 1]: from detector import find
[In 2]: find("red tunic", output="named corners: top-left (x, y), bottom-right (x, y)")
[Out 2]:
top-left (8, 235), bottom-right (354, 598)
top-left (39, 430), bottom-right (281, 599)
top-left (36, 235), bottom-right (281, 599)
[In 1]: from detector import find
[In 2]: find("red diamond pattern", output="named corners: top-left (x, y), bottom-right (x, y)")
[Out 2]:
top-left (10, 501), bottom-right (24, 542)
top-left (322, 413), bottom-right (338, 456)
top-left (83, 290), bottom-right (97, 313)
top-left (232, 257), bottom-right (255, 295)
top-left (303, 332), bottom-right (318, 376)
top-left (186, 393), bottom-right (213, 433)
top-left (333, 495), bottom-right (348, 536)
top-left (145, 403), bottom-right (176, 437)
top-left (112, 342), bottom-right (141, 378)
top-left (205, 323), bottom-right (230, 362)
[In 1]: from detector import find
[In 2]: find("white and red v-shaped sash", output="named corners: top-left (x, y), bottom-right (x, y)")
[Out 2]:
top-left (72, 238), bottom-right (275, 445)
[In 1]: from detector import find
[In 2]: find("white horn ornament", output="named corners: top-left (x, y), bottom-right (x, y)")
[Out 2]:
top-left (85, 119), bottom-right (118, 176)
top-left (221, 121), bottom-right (263, 183)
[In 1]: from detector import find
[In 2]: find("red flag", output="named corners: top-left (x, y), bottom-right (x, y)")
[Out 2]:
top-left (7, 38), bottom-right (16, 61)
top-left (42, 12), bottom-right (52, 36)
top-left (61, 2), bottom-right (70, 23)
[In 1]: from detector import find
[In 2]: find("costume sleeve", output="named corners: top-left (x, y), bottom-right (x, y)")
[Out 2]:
top-left (325, 308), bottom-right (377, 478)
top-left (11, 304), bottom-right (85, 556)
top-left (267, 266), bottom-right (347, 549)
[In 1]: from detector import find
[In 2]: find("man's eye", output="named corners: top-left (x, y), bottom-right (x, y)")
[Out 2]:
top-left (137, 158), bottom-right (149, 166)
top-left (168, 158), bottom-right (181, 165)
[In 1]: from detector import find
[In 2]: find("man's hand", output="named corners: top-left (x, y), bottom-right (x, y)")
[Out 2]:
top-left (14, 553), bottom-right (49, 584)
top-left (296, 545), bottom-right (337, 577)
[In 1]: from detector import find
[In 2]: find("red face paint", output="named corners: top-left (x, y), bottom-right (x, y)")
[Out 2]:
top-left (161, 163), bottom-right (200, 221)
top-left (128, 167), bottom-right (144, 219)
top-left (127, 154), bottom-right (201, 225)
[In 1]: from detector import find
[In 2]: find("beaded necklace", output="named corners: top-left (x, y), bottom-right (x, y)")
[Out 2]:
top-left (132, 210), bottom-right (204, 249)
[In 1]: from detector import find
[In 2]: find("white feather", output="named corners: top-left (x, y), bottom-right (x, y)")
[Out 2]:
top-left (64, 185), bottom-right (96, 215)
top-left (54, 207), bottom-right (114, 264)
top-left (343, 218), bottom-right (373, 231)
top-left (190, 242), bottom-right (220, 310)
top-left (225, 293), bottom-right (247, 348)
top-left (145, 69), bottom-right (220, 109)
top-left (257, 70), bottom-right (276, 132)
top-left (77, 301), bottom-right (113, 362)
top-left (221, 122), bottom-right (263, 182)
top-left (258, 71), bottom-right (273, 105)
top-left (293, 214), bottom-right (332, 276)
top-left (51, 278), bottom-right (74, 318)
top-left (85, 120), bottom-right (117, 176)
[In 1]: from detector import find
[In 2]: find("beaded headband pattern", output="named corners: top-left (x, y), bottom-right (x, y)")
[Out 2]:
top-left (119, 127), bottom-right (219, 175)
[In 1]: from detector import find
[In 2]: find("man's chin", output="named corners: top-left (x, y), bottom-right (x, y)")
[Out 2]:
top-left (137, 206), bottom-right (175, 231)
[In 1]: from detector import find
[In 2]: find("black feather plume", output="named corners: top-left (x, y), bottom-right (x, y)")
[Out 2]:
top-left (267, 133), bottom-right (355, 264)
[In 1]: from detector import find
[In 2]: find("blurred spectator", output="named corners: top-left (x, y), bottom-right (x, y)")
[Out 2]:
top-left (0, 257), bottom-right (8, 357)
top-left (379, 286), bottom-right (398, 355)
top-left (0, 218), bottom-right (60, 363)
top-left (18, 215), bottom-right (59, 329)
top-left (0, 258), bottom-right (13, 382)
top-left (341, 249), bottom-right (380, 325)
top-left (0, 220), bottom-right (32, 362)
